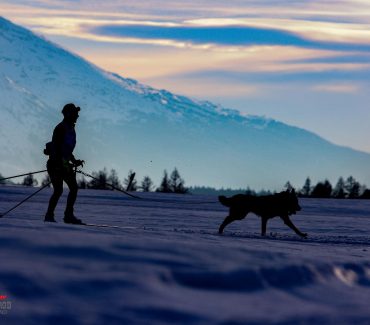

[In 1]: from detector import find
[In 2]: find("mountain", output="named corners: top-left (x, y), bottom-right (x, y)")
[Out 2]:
top-left (1, 16), bottom-right (370, 190)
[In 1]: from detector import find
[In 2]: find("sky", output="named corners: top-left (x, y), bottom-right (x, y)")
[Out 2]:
top-left (1, 0), bottom-right (370, 153)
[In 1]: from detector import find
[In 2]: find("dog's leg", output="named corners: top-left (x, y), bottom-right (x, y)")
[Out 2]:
top-left (219, 216), bottom-right (234, 234)
top-left (261, 217), bottom-right (268, 236)
top-left (281, 216), bottom-right (307, 238)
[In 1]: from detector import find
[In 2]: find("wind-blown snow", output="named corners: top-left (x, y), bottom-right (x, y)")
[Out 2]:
top-left (0, 186), bottom-right (369, 324)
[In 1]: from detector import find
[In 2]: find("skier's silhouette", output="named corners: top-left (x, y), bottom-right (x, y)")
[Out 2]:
top-left (44, 103), bottom-right (84, 224)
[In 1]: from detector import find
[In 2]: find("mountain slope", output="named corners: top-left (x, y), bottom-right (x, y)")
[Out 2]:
top-left (1, 16), bottom-right (369, 189)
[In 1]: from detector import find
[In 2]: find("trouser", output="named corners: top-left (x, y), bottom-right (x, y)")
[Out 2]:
top-left (46, 160), bottom-right (78, 216)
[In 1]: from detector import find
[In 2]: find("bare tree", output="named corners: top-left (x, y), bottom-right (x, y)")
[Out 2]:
top-left (124, 170), bottom-right (137, 191)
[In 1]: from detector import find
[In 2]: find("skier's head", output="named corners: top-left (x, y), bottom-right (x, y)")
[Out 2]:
top-left (62, 103), bottom-right (80, 124)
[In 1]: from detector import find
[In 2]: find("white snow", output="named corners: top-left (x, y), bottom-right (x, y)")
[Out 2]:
top-left (0, 185), bottom-right (369, 324)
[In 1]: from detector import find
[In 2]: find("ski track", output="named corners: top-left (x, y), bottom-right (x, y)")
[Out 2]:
top-left (0, 186), bottom-right (370, 324)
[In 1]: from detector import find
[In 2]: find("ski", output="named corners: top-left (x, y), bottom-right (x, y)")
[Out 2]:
top-left (44, 219), bottom-right (137, 229)
top-left (81, 223), bottom-right (137, 230)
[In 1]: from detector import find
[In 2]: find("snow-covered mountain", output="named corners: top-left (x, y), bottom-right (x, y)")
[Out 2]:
top-left (1, 16), bottom-right (369, 189)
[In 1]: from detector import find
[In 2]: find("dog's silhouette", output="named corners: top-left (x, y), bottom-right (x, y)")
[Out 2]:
top-left (218, 189), bottom-right (307, 238)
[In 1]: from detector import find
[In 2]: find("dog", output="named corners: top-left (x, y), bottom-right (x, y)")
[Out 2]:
top-left (218, 189), bottom-right (307, 238)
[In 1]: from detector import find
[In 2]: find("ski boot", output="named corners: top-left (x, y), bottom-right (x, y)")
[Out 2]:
top-left (44, 212), bottom-right (56, 223)
top-left (64, 209), bottom-right (84, 225)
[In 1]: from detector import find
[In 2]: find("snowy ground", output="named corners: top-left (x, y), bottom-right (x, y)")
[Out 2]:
top-left (0, 185), bottom-right (369, 324)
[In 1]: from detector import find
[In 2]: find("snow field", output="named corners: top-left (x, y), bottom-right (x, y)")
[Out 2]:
top-left (0, 186), bottom-right (369, 324)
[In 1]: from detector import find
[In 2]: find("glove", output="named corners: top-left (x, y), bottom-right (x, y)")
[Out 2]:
top-left (62, 159), bottom-right (73, 173)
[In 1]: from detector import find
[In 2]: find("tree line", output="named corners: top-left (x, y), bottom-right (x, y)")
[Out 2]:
top-left (298, 176), bottom-right (370, 199)
top-left (0, 167), bottom-right (189, 194)
top-left (190, 176), bottom-right (370, 199)
top-left (189, 186), bottom-right (273, 197)
top-left (1, 171), bottom-right (369, 199)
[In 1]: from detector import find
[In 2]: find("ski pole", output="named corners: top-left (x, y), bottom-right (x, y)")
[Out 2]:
top-left (0, 170), bottom-right (47, 182)
top-left (0, 182), bottom-right (52, 218)
top-left (76, 170), bottom-right (142, 199)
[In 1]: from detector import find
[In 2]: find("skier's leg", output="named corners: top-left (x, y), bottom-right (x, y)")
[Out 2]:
top-left (64, 170), bottom-right (78, 217)
top-left (63, 170), bottom-right (82, 224)
top-left (45, 167), bottom-right (63, 221)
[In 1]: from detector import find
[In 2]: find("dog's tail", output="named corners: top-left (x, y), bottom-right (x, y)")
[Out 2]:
top-left (218, 195), bottom-right (232, 207)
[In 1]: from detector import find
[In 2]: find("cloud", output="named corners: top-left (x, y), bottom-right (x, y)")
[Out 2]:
top-left (312, 83), bottom-right (361, 93)
top-left (290, 53), bottom-right (370, 64)
top-left (4, 6), bottom-right (370, 85)
top-left (186, 18), bottom-right (370, 45)
top-left (92, 24), bottom-right (313, 47)
top-left (84, 21), bottom-right (370, 53)
top-left (3, 1), bottom-right (370, 50)
top-left (182, 66), bottom-right (370, 85)
top-left (81, 43), bottom-right (367, 81)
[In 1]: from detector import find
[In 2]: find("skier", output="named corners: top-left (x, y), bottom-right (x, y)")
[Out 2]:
top-left (44, 103), bottom-right (85, 224)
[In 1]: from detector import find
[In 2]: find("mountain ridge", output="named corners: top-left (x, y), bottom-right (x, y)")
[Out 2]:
top-left (1, 16), bottom-right (369, 189)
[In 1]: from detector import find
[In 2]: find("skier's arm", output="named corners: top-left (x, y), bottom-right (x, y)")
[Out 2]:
top-left (52, 124), bottom-right (65, 163)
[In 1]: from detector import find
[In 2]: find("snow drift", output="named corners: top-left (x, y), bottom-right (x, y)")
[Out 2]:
top-left (0, 186), bottom-right (369, 323)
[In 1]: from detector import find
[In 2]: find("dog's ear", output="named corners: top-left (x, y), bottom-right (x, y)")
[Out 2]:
top-left (291, 188), bottom-right (295, 194)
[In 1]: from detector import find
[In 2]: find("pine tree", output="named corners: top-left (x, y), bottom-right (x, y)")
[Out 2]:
top-left (77, 175), bottom-right (87, 189)
top-left (88, 168), bottom-right (108, 189)
top-left (169, 168), bottom-right (188, 194)
top-left (361, 189), bottom-right (370, 199)
top-left (141, 176), bottom-right (154, 192)
top-left (245, 187), bottom-right (256, 196)
top-left (22, 174), bottom-right (38, 187)
top-left (332, 177), bottom-right (345, 198)
top-left (311, 180), bottom-right (332, 198)
top-left (345, 176), bottom-right (360, 199)
top-left (0, 173), bottom-right (5, 185)
top-left (41, 175), bottom-right (51, 187)
top-left (284, 181), bottom-right (293, 191)
top-left (108, 169), bottom-right (121, 189)
top-left (157, 170), bottom-right (172, 193)
top-left (301, 177), bottom-right (311, 197)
